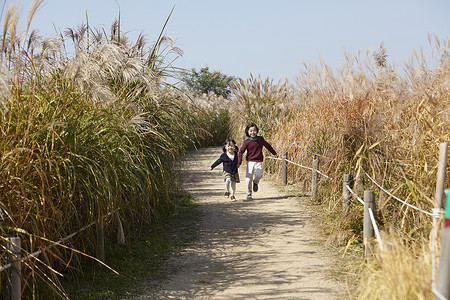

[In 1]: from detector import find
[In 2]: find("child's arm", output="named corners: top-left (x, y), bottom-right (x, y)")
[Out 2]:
top-left (237, 141), bottom-right (248, 167)
top-left (262, 138), bottom-right (277, 156)
top-left (211, 157), bottom-right (223, 170)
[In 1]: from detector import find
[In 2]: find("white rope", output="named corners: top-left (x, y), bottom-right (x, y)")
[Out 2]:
top-left (285, 158), bottom-right (334, 180)
top-left (0, 261), bottom-right (11, 272)
top-left (266, 156), bottom-right (313, 170)
top-left (361, 168), bottom-right (433, 217)
top-left (0, 221), bottom-right (96, 273)
top-left (24, 220), bottom-right (97, 263)
top-left (307, 150), bottom-right (333, 160)
top-left (431, 208), bottom-right (441, 290)
top-left (0, 210), bottom-right (118, 272)
top-left (267, 156), bottom-right (283, 162)
top-left (368, 207), bottom-right (384, 250)
top-left (433, 287), bottom-right (448, 300)
top-left (266, 156), bottom-right (334, 180)
top-left (285, 158), bottom-right (315, 171)
top-left (285, 141), bottom-right (297, 153)
top-left (346, 185), bottom-right (364, 205)
top-left (0, 241), bottom-right (64, 276)
top-left (385, 161), bottom-right (424, 168)
top-left (0, 241), bottom-right (20, 272)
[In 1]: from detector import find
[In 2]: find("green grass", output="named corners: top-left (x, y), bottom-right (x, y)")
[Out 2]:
top-left (60, 194), bottom-right (200, 299)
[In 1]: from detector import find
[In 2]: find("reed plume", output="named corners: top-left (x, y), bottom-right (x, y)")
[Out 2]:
top-left (0, 4), bottom-right (225, 297)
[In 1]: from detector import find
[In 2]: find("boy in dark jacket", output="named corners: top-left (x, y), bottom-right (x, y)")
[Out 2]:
top-left (211, 138), bottom-right (240, 201)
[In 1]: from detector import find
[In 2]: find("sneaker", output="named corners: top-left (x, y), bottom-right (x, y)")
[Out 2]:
top-left (230, 196), bottom-right (237, 201)
top-left (246, 195), bottom-right (253, 201)
top-left (224, 192), bottom-right (230, 198)
top-left (253, 182), bottom-right (258, 192)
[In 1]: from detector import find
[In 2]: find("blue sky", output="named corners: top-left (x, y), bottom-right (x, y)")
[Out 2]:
top-left (7, 0), bottom-right (450, 81)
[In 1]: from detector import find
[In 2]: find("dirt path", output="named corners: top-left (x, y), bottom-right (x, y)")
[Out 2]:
top-left (134, 147), bottom-right (343, 299)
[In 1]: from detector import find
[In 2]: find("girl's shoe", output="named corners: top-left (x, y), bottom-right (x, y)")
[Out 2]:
top-left (224, 192), bottom-right (230, 198)
top-left (230, 196), bottom-right (236, 201)
top-left (246, 195), bottom-right (253, 201)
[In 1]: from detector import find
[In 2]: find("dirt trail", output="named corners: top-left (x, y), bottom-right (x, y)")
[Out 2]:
top-left (134, 147), bottom-right (343, 299)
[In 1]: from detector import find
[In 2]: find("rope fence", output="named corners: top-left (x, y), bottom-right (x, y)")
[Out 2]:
top-left (368, 207), bottom-right (383, 250)
top-left (307, 150), bottom-right (333, 160)
top-left (285, 141), bottom-right (297, 153)
top-left (345, 184), bottom-right (384, 250)
top-left (361, 167), bottom-right (434, 217)
top-left (434, 287), bottom-right (448, 300)
top-left (267, 141), bottom-right (449, 299)
top-left (266, 157), bottom-right (334, 180)
top-left (345, 185), bottom-right (364, 205)
top-left (385, 161), bottom-right (425, 168)
top-left (351, 167), bottom-right (446, 299)
top-left (1, 209), bottom-right (124, 298)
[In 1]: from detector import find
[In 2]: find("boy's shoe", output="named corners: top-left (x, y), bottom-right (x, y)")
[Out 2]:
top-left (230, 196), bottom-right (237, 201)
top-left (224, 192), bottom-right (230, 198)
top-left (253, 182), bottom-right (258, 192)
top-left (246, 195), bottom-right (253, 201)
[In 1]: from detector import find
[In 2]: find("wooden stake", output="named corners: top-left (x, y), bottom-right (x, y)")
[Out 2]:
top-left (311, 158), bottom-right (319, 198)
top-left (435, 142), bottom-right (448, 209)
top-left (5, 237), bottom-right (21, 300)
top-left (116, 213), bottom-right (126, 245)
top-left (342, 174), bottom-right (350, 215)
top-left (364, 190), bottom-right (375, 260)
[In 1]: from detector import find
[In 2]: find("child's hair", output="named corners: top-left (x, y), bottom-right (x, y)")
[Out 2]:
top-left (222, 138), bottom-right (238, 152)
top-left (245, 123), bottom-right (259, 137)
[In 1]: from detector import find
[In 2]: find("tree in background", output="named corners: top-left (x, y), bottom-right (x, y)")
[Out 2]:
top-left (180, 66), bottom-right (236, 98)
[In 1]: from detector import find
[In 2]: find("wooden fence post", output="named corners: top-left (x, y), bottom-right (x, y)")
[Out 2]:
top-left (435, 142), bottom-right (448, 209)
top-left (96, 217), bottom-right (105, 264)
top-left (5, 237), bottom-right (21, 300)
top-left (116, 213), bottom-right (126, 245)
top-left (436, 190), bottom-right (450, 299)
top-left (342, 174), bottom-right (350, 215)
top-left (364, 190), bottom-right (375, 260)
top-left (311, 158), bottom-right (319, 198)
top-left (282, 152), bottom-right (287, 185)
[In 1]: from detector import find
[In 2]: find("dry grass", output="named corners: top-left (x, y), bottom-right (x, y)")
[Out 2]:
top-left (230, 35), bottom-right (449, 297)
top-left (355, 229), bottom-right (435, 300)
top-left (229, 74), bottom-right (296, 141)
top-left (0, 3), bottom-right (227, 298)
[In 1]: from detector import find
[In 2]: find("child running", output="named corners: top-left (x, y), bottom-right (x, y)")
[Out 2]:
top-left (238, 123), bottom-right (277, 201)
top-left (210, 138), bottom-right (240, 201)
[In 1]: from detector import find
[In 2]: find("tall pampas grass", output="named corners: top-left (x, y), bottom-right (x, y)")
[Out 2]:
top-left (0, 2), bottom-right (224, 297)
top-left (230, 74), bottom-right (295, 141)
top-left (231, 35), bottom-right (449, 296)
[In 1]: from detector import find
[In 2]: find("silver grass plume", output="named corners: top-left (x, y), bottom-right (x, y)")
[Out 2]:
top-left (64, 41), bottom-right (158, 105)
top-left (0, 70), bottom-right (11, 114)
